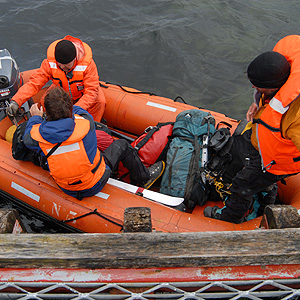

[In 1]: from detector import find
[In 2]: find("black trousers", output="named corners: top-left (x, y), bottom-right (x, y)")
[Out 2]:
top-left (220, 148), bottom-right (289, 223)
top-left (103, 139), bottom-right (150, 186)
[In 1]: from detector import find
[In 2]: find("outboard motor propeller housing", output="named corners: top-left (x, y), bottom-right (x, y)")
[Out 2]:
top-left (0, 49), bottom-right (20, 102)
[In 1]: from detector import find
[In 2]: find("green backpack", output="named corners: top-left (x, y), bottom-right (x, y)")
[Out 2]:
top-left (160, 109), bottom-right (215, 210)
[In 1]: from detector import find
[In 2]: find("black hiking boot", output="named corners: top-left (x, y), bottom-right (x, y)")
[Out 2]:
top-left (204, 206), bottom-right (223, 220)
top-left (144, 161), bottom-right (165, 189)
top-left (204, 206), bottom-right (244, 224)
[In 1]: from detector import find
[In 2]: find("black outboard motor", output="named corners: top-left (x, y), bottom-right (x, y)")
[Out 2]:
top-left (0, 49), bottom-right (20, 122)
top-left (0, 49), bottom-right (20, 102)
top-left (0, 49), bottom-right (33, 124)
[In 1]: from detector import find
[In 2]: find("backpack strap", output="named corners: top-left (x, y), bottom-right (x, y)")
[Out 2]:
top-left (183, 135), bottom-right (201, 206)
top-left (39, 142), bottom-right (62, 170)
top-left (134, 122), bottom-right (174, 151)
top-left (45, 142), bottom-right (62, 159)
top-left (134, 127), bottom-right (159, 151)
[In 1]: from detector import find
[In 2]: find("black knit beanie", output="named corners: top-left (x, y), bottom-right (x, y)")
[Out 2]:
top-left (54, 40), bottom-right (76, 64)
top-left (247, 51), bottom-right (290, 89)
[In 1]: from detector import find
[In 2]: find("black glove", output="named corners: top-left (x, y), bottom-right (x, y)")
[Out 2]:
top-left (6, 100), bottom-right (19, 117)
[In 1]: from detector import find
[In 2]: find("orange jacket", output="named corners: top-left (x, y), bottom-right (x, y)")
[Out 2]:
top-left (47, 37), bottom-right (93, 103)
top-left (253, 35), bottom-right (300, 175)
top-left (30, 115), bottom-right (106, 191)
top-left (13, 36), bottom-right (103, 111)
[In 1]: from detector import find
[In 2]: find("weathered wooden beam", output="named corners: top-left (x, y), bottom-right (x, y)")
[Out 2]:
top-left (0, 228), bottom-right (300, 269)
top-left (263, 205), bottom-right (300, 229)
top-left (123, 207), bottom-right (152, 232)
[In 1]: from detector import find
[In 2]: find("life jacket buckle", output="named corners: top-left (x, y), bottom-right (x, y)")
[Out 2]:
top-left (263, 160), bottom-right (276, 172)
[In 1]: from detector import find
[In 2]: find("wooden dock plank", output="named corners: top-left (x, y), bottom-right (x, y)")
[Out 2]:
top-left (0, 229), bottom-right (299, 269)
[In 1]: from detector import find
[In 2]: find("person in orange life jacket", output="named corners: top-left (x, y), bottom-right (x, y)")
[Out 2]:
top-left (7, 35), bottom-right (106, 122)
top-left (23, 87), bottom-right (164, 200)
top-left (204, 47), bottom-right (297, 223)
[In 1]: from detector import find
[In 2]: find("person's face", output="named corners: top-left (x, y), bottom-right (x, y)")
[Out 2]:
top-left (252, 85), bottom-right (279, 97)
top-left (57, 59), bottom-right (75, 72)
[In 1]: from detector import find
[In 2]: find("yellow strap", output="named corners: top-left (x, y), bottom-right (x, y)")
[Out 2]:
top-left (241, 121), bottom-right (253, 135)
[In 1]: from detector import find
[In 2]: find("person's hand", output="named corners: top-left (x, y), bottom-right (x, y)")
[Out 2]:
top-left (246, 102), bottom-right (258, 122)
top-left (6, 100), bottom-right (19, 117)
top-left (30, 103), bottom-right (43, 117)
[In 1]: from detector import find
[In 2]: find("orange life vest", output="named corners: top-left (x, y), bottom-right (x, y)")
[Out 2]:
top-left (255, 35), bottom-right (300, 175)
top-left (47, 36), bottom-right (93, 102)
top-left (30, 115), bottom-right (106, 191)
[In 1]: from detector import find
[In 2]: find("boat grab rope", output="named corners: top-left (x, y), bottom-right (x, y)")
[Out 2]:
top-left (100, 82), bottom-right (156, 96)
top-left (62, 208), bottom-right (123, 229)
top-left (100, 81), bottom-right (188, 103)
top-left (173, 96), bottom-right (187, 104)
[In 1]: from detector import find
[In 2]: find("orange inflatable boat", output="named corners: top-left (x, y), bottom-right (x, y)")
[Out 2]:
top-left (0, 67), bottom-right (298, 233)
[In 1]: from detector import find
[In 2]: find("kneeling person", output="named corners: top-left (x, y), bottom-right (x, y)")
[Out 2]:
top-left (23, 87), bottom-right (163, 200)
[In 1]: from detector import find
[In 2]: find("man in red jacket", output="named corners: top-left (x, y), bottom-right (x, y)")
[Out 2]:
top-left (7, 35), bottom-right (106, 122)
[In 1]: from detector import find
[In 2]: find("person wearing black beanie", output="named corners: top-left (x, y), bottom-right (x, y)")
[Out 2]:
top-left (7, 35), bottom-right (106, 122)
top-left (205, 35), bottom-right (300, 224)
top-left (247, 51), bottom-right (290, 89)
top-left (54, 40), bottom-right (77, 65)
top-left (246, 51), bottom-right (290, 122)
